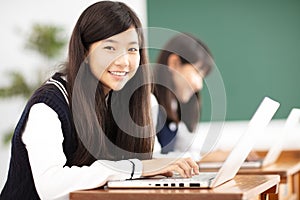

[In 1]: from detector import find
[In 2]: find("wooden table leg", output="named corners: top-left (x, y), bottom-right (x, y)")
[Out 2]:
top-left (260, 185), bottom-right (279, 200)
top-left (286, 174), bottom-right (300, 200)
top-left (287, 175), bottom-right (295, 198)
top-left (294, 172), bottom-right (300, 200)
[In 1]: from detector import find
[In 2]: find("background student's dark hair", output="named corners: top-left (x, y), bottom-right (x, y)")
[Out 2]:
top-left (62, 1), bottom-right (153, 166)
top-left (153, 33), bottom-right (213, 132)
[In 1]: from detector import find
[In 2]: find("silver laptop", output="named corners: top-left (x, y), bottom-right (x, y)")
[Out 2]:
top-left (199, 108), bottom-right (300, 169)
top-left (107, 97), bottom-right (280, 188)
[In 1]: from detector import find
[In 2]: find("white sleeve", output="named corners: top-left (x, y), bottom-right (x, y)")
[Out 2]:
top-left (22, 103), bottom-right (142, 200)
top-left (150, 93), bottom-right (159, 128)
top-left (150, 94), bottom-right (162, 153)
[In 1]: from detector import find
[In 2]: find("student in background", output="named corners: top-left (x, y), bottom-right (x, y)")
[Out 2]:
top-left (0, 2), bottom-right (199, 200)
top-left (153, 33), bottom-right (214, 154)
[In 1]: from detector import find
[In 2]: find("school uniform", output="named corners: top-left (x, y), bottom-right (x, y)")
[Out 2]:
top-left (0, 73), bottom-right (142, 200)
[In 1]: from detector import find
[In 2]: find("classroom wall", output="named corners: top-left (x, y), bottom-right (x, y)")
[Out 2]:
top-left (147, 0), bottom-right (300, 121)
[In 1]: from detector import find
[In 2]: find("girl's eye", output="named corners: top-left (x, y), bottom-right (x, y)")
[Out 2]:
top-left (128, 47), bottom-right (139, 52)
top-left (104, 46), bottom-right (115, 51)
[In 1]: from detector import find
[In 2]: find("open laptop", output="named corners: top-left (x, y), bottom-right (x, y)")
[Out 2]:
top-left (199, 108), bottom-right (300, 169)
top-left (107, 97), bottom-right (280, 188)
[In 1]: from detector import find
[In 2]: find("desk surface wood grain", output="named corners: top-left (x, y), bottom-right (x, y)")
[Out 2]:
top-left (70, 175), bottom-right (279, 200)
top-left (199, 150), bottom-right (300, 180)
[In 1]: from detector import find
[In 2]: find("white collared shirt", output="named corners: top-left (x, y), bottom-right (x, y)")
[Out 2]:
top-left (22, 94), bottom-right (159, 200)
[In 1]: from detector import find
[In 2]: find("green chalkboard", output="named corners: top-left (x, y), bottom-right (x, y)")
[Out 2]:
top-left (147, 0), bottom-right (300, 121)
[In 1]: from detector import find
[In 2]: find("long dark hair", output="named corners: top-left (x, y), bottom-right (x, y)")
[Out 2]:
top-left (63, 1), bottom-right (153, 166)
top-left (153, 33), bottom-right (213, 132)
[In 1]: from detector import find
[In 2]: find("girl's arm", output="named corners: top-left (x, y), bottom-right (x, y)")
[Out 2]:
top-left (23, 103), bottom-right (199, 199)
top-left (22, 103), bottom-right (142, 200)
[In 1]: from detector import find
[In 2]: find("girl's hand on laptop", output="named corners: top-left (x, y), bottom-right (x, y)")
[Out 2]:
top-left (141, 157), bottom-right (199, 178)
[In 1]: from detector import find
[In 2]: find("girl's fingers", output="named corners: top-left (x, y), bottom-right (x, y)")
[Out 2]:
top-left (185, 158), bottom-right (200, 175)
top-left (175, 159), bottom-right (192, 177)
top-left (172, 158), bottom-right (199, 178)
top-left (141, 157), bottom-right (199, 178)
top-left (171, 165), bottom-right (187, 178)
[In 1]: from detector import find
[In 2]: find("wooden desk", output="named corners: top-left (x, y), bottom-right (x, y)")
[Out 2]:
top-left (239, 154), bottom-right (300, 200)
top-left (70, 175), bottom-right (279, 200)
top-left (200, 150), bottom-right (300, 200)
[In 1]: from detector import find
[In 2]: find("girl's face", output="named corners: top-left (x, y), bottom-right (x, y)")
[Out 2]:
top-left (169, 54), bottom-right (204, 103)
top-left (88, 27), bottom-right (140, 95)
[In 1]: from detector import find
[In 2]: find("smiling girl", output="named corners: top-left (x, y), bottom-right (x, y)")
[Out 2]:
top-left (1, 2), bottom-right (199, 200)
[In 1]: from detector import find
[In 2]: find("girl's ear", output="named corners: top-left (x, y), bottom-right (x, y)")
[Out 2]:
top-left (167, 54), bottom-right (181, 70)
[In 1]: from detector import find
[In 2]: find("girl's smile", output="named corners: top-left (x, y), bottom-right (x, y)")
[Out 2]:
top-left (108, 70), bottom-right (129, 77)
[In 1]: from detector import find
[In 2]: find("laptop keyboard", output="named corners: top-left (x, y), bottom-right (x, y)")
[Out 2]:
top-left (188, 172), bottom-right (217, 181)
top-left (170, 172), bottom-right (217, 181)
